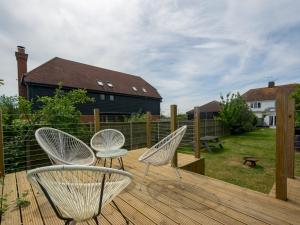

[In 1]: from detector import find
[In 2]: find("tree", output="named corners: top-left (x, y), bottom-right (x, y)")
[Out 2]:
top-left (292, 84), bottom-right (300, 126)
top-left (37, 86), bottom-right (94, 130)
top-left (218, 93), bottom-right (257, 134)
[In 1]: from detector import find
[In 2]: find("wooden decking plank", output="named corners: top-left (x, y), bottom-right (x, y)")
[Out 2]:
top-left (113, 197), bottom-right (157, 225)
top-left (176, 169), bottom-right (300, 224)
top-left (16, 171), bottom-right (44, 225)
top-left (123, 151), bottom-right (288, 224)
top-left (124, 159), bottom-right (225, 225)
top-left (125, 157), bottom-right (248, 225)
top-left (125, 183), bottom-right (200, 225)
top-left (125, 152), bottom-right (265, 224)
top-left (126, 153), bottom-right (288, 225)
top-left (102, 203), bottom-right (132, 225)
top-left (1, 173), bottom-right (21, 225)
top-left (31, 181), bottom-right (64, 225)
top-left (128, 150), bottom-right (300, 216)
top-left (118, 191), bottom-right (179, 225)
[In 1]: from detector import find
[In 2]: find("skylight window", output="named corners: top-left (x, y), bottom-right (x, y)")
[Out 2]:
top-left (132, 86), bottom-right (137, 91)
top-left (97, 81), bottom-right (103, 86)
top-left (142, 88), bottom-right (147, 93)
top-left (107, 82), bottom-right (113, 87)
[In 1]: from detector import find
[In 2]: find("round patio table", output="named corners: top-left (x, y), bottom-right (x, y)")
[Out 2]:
top-left (96, 149), bottom-right (128, 170)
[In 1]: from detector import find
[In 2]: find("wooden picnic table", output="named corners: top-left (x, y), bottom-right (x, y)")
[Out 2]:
top-left (200, 136), bottom-right (224, 152)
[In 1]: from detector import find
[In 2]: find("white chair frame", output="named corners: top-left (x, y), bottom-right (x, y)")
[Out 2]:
top-left (35, 127), bottom-right (96, 166)
top-left (27, 165), bottom-right (132, 225)
top-left (90, 129), bottom-right (127, 169)
top-left (138, 125), bottom-right (187, 187)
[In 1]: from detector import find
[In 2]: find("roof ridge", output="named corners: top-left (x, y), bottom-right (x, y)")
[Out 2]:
top-left (51, 57), bottom-right (142, 79)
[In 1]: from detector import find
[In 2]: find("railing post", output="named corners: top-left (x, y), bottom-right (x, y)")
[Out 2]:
top-left (171, 105), bottom-right (178, 167)
top-left (194, 107), bottom-right (201, 159)
top-left (146, 112), bottom-right (152, 148)
top-left (130, 121), bottom-right (133, 150)
top-left (0, 110), bottom-right (4, 176)
top-left (94, 108), bottom-right (100, 133)
top-left (276, 91), bottom-right (288, 200)
top-left (287, 97), bottom-right (295, 178)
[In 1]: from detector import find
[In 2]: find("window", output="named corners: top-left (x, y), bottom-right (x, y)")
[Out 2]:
top-left (132, 86), bottom-right (137, 91)
top-left (107, 82), bottom-right (113, 87)
top-left (100, 94), bottom-right (105, 100)
top-left (97, 81), bottom-right (103, 86)
top-left (109, 95), bottom-right (114, 101)
top-left (251, 101), bottom-right (261, 109)
top-left (257, 102), bottom-right (261, 108)
top-left (142, 88), bottom-right (147, 93)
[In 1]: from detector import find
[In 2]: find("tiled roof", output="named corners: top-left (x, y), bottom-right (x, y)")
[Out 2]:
top-left (242, 83), bottom-right (298, 101)
top-left (24, 57), bottom-right (161, 99)
top-left (186, 100), bottom-right (221, 114)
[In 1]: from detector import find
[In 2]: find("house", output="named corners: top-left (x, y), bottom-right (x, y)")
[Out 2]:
top-left (242, 81), bottom-right (298, 127)
top-left (186, 100), bottom-right (221, 120)
top-left (15, 46), bottom-right (162, 121)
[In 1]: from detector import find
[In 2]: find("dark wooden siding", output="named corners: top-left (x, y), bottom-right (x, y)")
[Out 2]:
top-left (27, 84), bottom-right (161, 115)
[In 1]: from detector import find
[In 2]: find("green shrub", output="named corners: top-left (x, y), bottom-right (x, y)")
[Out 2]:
top-left (218, 93), bottom-right (257, 134)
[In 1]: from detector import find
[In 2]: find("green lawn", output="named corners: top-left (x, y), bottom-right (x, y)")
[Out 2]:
top-left (179, 128), bottom-right (300, 193)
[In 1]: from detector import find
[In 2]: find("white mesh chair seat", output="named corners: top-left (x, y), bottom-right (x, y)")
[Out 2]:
top-left (91, 129), bottom-right (127, 170)
top-left (35, 127), bottom-right (96, 166)
top-left (27, 165), bottom-right (132, 224)
top-left (90, 129), bottom-right (125, 151)
top-left (138, 125), bottom-right (187, 187)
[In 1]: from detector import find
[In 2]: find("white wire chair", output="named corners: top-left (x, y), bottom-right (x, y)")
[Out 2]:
top-left (35, 127), bottom-right (96, 166)
top-left (138, 125), bottom-right (187, 186)
top-left (27, 165), bottom-right (132, 225)
top-left (90, 129), bottom-right (127, 170)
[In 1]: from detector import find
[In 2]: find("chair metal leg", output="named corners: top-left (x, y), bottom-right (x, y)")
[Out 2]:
top-left (65, 220), bottom-right (75, 225)
top-left (139, 164), bottom-right (150, 190)
top-left (173, 167), bottom-right (184, 188)
top-left (120, 157), bottom-right (125, 170)
top-left (109, 158), bottom-right (113, 168)
top-left (111, 200), bottom-right (129, 225)
top-left (94, 216), bottom-right (99, 225)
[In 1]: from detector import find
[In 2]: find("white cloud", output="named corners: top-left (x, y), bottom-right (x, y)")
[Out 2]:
top-left (1, 0), bottom-right (300, 115)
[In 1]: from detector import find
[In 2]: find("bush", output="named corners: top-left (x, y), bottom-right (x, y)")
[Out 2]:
top-left (218, 93), bottom-right (257, 134)
top-left (1, 86), bottom-right (94, 172)
top-left (292, 85), bottom-right (300, 127)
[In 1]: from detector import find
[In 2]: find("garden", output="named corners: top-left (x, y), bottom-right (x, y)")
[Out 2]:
top-left (180, 128), bottom-right (300, 193)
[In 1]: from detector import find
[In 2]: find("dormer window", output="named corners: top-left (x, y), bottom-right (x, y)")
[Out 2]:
top-left (97, 81), bottom-right (103, 86)
top-left (107, 82), bottom-right (113, 87)
top-left (132, 86), bottom-right (137, 91)
top-left (142, 88), bottom-right (147, 93)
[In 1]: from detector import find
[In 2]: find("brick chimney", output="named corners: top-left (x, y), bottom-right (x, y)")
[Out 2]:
top-left (15, 46), bottom-right (28, 98)
top-left (268, 81), bottom-right (275, 88)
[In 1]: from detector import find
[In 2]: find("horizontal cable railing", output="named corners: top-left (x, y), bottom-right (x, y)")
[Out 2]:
top-left (1, 112), bottom-right (227, 174)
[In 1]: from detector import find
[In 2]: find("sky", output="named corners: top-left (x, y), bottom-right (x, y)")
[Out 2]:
top-left (1, 0), bottom-right (300, 115)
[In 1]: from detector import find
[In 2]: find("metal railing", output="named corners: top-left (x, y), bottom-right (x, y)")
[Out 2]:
top-left (0, 113), bottom-right (226, 174)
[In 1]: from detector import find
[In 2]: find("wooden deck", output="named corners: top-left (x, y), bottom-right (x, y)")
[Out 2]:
top-left (269, 176), bottom-right (300, 208)
top-left (1, 149), bottom-right (300, 225)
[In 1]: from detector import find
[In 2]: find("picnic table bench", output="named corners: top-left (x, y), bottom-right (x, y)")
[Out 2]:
top-left (200, 136), bottom-right (224, 152)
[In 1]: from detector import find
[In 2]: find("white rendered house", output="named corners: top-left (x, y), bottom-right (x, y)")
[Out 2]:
top-left (242, 82), bottom-right (298, 127)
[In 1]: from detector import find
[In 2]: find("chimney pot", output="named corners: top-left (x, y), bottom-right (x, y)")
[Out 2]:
top-left (268, 81), bottom-right (275, 88)
top-left (17, 46), bottom-right (25, 53)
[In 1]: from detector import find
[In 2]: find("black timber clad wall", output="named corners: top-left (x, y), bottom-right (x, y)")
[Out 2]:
top-left (28, 85), bottom-right (161, 115)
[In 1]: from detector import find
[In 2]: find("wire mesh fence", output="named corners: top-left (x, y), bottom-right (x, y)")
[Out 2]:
top-left (1, 113), bottom-right (227, 174)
